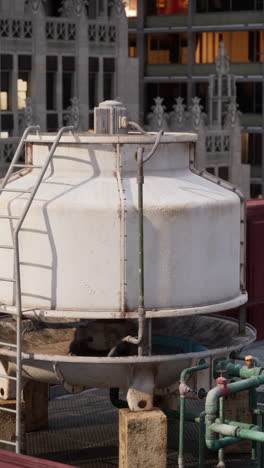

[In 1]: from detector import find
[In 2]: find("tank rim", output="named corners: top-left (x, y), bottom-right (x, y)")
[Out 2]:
top-left (0, 292), bottom-right (248, 320)
top-left (0, 316), bottom-right (256, 365)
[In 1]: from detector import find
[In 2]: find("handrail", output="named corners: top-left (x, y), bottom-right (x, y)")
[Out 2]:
top-left (0, 126), bottom-right (40, 189)
top-left (14, 125), bottom-right (73, 453)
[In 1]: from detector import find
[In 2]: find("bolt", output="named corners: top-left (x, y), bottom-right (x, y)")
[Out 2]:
top-left (138, 400), bottom-right (147, 409)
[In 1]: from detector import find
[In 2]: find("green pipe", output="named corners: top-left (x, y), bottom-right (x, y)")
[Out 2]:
top-left (210, 423), bottom-right (236, 437)
top-left (178, 395), bottom-right (185, 468)
top-left (180, 359), bottom-right (209, 382)
top-left (205, 374), bottom-right (264, 452)
top-left (211, 423), bottom-right (261, 438)
top-left (223, 362), bottom-right (262, 379)
top-left (261, 414), bottom-right (264, 467)
top-left (217, 396), bottom-right (225, 468)
top-left (250, 388), bottom-right (257, 460)
top-left (206, 375), bottom-right (264, 417)
top-left (230, 352), bottom-right (260, 367)
top-left (199, 412), bottom-right (206, 468)
top-left (205, 386), bottom-right (222, 415)
top-left (228, 375), bottom-right (264, 393)
top-left (215, 419), bottom-right (261, 430)
top-left (178, 360), bottom-right (209, 468)
top-left (239, 428), bottom-right (264, 443)
top-left (163, 407), bottom-right (199, 422)
top-left (206, 436), bottom-right (243, 451)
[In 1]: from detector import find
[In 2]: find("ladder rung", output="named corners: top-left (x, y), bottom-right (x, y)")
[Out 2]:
top-left (0, 341), bottom-right (17, 349)
top-left (0, 188), bottom-right (32, 194)
top-left (0, 439), bottom-right (16, 446)
top-left (0, 277), bottom-right (15, 283)
top-left (0, 215), bottom-right (19, 220)
top-left (0, 406), bottom-right (16, 414)
top-left (0, 373), bottom-right (16, 381)
top-left (13, 164), bottom-right (42, 169)
top-left (0, 245), bottom-right (14, 250)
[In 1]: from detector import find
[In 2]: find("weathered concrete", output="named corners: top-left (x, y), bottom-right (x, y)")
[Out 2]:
top-left (119, 408), bottom-right (167, 468)
top-left (0, 381), bottom-right (48, 452)
top-left (23, 381), bottom-right (49, 433)
top-left (0, 398), bottom-right (25, 451)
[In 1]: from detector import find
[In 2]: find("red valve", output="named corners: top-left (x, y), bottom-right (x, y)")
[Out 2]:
top-left (216, 376), bottom-right (230, 396)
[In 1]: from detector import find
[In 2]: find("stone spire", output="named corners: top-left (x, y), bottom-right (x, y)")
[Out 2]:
top-left (208, 41), bottom-right (237, 128)
top-left (215, 41), bottom-right (230, 75)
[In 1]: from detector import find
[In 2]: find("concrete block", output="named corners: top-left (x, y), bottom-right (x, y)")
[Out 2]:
top-left (0, 381), bottom-right (49, 453)
top-left (23, 381), bottom-right (49, 432)
top-left (0, 399), bottom-right (25, 452)
top-left (119, 408), bottom-right (167, 468)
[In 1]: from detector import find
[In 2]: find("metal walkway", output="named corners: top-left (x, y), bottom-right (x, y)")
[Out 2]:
top-left (26, 388), bottom-right (259, 468)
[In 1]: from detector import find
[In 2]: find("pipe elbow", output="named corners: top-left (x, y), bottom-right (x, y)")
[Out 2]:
top-left (205, 386), bottom-right (222, 415)
top-left (206, 438), bottom-right (221, 451)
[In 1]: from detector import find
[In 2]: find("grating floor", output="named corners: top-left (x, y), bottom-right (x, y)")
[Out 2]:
top-left (25, 387), bottom-right (261, 468)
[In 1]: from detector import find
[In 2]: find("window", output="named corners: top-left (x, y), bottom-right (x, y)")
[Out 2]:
top-left (103, 58), bottom-right (115, 101)
top-left (236, 83), bottom-right (262, 114)
top-left (89, 57), bottom-right (99, 110)
top-left (18, 55), bottom-right (32, 110)
top-left (147, 0), bottom-right (188, 15)
top-left (251, 184), bottom-right (262, 199)
top-left (242, 133), bottom-right (263, 199)
top-left (206, 167), bottom-right (215, 175)
top-left (128, 35), bottom-right (137, 58)
top-left (87, 0), bottom-right (97, 19)
top-left (0, 79), bottom-right (8, 111)
top-left (46, 56), bottom-right (58, 110)
top-left (195, 83), bottom-right (208, 112)
top-left (196, 0), bottom-right (263, 12)
top-left (218, 166), bottom-right (229, 181)
top-left (242, 133), bottom-right (262, 167)
top-left (43, 0), bottom-right (61, 16)
top-left (17, 79), bottom-right (27, 109)
top-left (206, 166), bottom-right (229, 180)
top-left (88, 57), bottom-right (99, 129)
top-left (62, 56), bottom-right (75, 110)
top-left (125, 0), bottom-right (137, 16)
top-left (47, 113), bottom-right (58, 132)
top-left (1, 114), bottom-right (13, 135)
top-left (195, 31), bottom-right (263, 64)
top-left (147, 34), bottom-right (188, 65)
top-left (0, 55), bottom-right (12, 111)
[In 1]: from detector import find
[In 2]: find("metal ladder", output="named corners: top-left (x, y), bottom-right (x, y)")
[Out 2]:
top-left (0, 125), bottom-right (73, 453)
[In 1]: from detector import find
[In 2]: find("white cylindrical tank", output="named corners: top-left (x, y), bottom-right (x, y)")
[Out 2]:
top-left (0, 108), bottom-right (246, 318)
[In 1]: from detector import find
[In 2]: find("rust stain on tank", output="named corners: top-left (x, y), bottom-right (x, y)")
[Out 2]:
top-left (156, 202), bottom-right (193, 217)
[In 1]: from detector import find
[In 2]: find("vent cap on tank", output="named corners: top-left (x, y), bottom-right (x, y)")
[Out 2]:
top-left (94, 100), bottom-right (128, 134)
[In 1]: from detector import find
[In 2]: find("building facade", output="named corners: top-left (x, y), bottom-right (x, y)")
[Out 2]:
top-left (127, 0), bottom-right (264, 198)
top-left (0, 0), bottom-right (139, 175)
top-left (146, 42), bottom-right (250, 197)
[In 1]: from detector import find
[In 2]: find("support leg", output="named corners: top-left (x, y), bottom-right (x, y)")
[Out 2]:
top-left (119, 408), bottom-right (167, 468)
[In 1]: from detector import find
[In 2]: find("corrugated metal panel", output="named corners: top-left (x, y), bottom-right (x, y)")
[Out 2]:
top-left (220, 200), bottom-right (264, 338)
top-left (246, 200), bottom-right (264, 339)
top-left (0, 449), bottom-right (74, 467)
